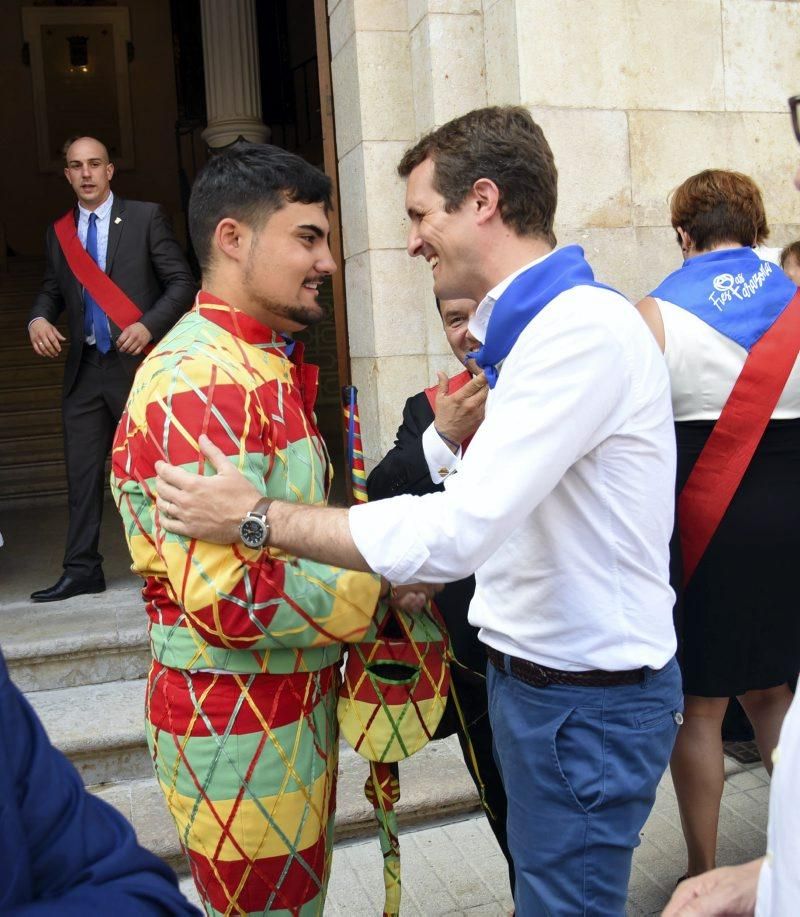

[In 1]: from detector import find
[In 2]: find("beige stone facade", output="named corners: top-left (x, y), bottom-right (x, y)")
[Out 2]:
top-left (328, 0), bottom-right (800, 466)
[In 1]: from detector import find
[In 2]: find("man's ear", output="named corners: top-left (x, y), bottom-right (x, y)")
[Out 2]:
top-left (472, 178), bottom-right (501, 225)
top-left (214, 218), bottom-right (248, 263)
top-left (106, 163), bottom-right (115, 182)
top-left (676, 226), bottom-right (692, 252)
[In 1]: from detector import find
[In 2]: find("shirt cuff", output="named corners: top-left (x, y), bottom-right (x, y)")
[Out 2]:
top-left (28, 317), bottom-right (46, 329)
top-left (349, 499), bottom-right (431, 584)
top-left (422, 422), bottom-right (462, 485)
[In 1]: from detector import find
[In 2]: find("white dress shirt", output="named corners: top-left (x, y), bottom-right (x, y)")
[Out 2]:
top-left (350, 251), bottom-right (677, 671)
top-left (756, 693), bottom-right (800, 915)
top-left (78, 192), bottom-right (114, 345)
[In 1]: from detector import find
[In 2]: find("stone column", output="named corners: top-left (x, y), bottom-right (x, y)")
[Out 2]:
top-left (200, 0), bottom-right (269, 147)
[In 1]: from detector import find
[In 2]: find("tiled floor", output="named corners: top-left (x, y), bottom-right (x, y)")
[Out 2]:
top-left (324, 759), bottom-right (769, 916)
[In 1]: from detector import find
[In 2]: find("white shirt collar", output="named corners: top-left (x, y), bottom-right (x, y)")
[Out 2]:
top-left (78, 191), bottom-right (114, 223)
top-left (469, 248), bottom-right (555, 343)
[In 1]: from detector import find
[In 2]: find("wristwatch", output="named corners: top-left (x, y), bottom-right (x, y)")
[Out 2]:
top-left (239, 498), bottom-right (272, 549)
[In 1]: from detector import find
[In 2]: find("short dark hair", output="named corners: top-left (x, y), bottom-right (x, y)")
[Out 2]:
top-left (781, 240), bottom-right (800, 268)
top-left (670, 170), bottom-right (766, 251)
top-left (188, 143), bottom-right (333, 273)
top-left (397, 106), bottom-right (558, 246)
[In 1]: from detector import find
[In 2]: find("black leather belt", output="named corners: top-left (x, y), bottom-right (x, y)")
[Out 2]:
top-left (486, 646), bottom-right (651, 688)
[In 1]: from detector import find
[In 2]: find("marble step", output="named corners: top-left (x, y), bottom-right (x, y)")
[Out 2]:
top-left (91, 736), bottom-right (482, 876)
top-left (28, 676), bottom-right (152, 786)
top-left (3, 590), bottom-right (148, 692)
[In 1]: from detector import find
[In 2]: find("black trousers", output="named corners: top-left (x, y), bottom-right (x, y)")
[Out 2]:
top-left (62, 347), bottom-right (131, 577)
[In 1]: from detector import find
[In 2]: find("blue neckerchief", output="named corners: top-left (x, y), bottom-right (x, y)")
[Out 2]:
top-left (281, 334), bottom-right (296, 357)
top-left (650, 248), bottom-right (797, 352)
top-left (466, 245), bottom-right (618, 387)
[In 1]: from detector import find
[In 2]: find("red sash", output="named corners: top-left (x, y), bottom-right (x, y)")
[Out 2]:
top-left (679, 288), bottom-right (800, 585)
top-left (424, 369), bottom-right (476, 453)
top-left (53, 209), bottom-right (148, 338)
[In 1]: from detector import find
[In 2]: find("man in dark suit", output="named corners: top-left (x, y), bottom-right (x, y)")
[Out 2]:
top-left (28, 136), bottom-right (196, 602)
top-left (367, 297), bottom-right (514, 891)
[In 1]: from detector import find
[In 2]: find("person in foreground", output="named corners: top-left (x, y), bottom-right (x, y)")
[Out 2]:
top-left (28, 135), bottom-right (196, 603)
top-left (154, 107), bottom-right (683, 914)
top-left (110, 144), bottom-right (431, 915)
top-left (636, 170), bottom-right (800, 881)
top-left (0, 648), bottom-right (199, 915)
top-left (366, 296), bottom-right (514, 889)
top-left (661, 91), bottom-right (800, 917)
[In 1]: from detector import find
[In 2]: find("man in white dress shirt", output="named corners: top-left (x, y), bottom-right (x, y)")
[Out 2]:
top-left (154, 106), bottom-right (683, 914)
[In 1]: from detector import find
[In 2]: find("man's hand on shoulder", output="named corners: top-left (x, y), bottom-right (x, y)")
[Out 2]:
top-left (433, 370), bottom-right (488, 451)
top-left (116, 321), bottom-right (153, 355)
top-left (156, 434), bottom-right (261, 543)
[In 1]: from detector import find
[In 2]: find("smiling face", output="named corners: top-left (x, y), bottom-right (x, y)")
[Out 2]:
top-left (240, 200), bottom-right (336, 332)
top-left (439, 298), bottom-right (480, 373)
top-left (64, 137), bottom-right (113, 210)
top-left (405, 157), bottom-right (482, 302)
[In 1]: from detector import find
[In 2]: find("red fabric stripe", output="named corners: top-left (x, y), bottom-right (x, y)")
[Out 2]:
top-left (53, 210), bottom-right (150, 342)
top-left (679, 289), bottom-right (800, 585)
top-left (147, 662), bottom-right (335, 736)
top-left (424, 369), bottom-right (476, 452)
top-left (186, 832), bottom-right (330, 913)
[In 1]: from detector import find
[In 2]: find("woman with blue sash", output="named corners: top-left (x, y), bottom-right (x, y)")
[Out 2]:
top-left (636, 169), bottom-right (800, 882)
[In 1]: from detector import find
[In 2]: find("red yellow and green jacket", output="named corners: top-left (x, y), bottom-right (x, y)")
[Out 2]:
top-left (111, 293), bottom-right (381, 675)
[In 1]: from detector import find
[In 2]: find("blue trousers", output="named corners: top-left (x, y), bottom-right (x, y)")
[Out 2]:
top-left (487, 655), bottom-right (683, 916)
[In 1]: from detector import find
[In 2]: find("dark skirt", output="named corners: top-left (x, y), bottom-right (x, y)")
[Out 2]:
top-left (672, 418), bottom-right (800, 697)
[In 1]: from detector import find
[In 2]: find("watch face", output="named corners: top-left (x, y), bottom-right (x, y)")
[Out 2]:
top-left (240, 517), bottom-right (266, 548)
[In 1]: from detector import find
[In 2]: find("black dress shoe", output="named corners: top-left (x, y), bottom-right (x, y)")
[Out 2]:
top-left (30, 573), bottom-right (106, 603)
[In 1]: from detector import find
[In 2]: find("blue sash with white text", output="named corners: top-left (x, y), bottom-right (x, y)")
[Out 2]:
top-left (467, 245), bottom-right (618, 388)
top-left (650, 248), bottom-right (797, 351)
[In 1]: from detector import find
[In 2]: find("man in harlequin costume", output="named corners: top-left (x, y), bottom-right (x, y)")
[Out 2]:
top-left (366, 297), bottom-right (513, 889)
top-left (110, 144), bottom-right (431, 915)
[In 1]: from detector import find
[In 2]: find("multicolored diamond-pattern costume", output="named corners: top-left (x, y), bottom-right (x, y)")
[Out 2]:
top-left (110, 294), bottom-right (382, 915)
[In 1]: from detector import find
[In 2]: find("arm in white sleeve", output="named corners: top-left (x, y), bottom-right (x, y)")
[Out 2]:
top-left (349, 302), bottom-right (629, 584)
top-left (422, 422), bottom-right (461, 484)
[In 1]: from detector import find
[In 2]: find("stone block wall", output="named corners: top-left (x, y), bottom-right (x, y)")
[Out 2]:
top-left (329, 0), bottom-right (800, 465)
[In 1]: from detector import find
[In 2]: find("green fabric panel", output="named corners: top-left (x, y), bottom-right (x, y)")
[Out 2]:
top-left (147, 699), bottom-right (336, 801)
top-left (149, 623), bottom-right (343, 674)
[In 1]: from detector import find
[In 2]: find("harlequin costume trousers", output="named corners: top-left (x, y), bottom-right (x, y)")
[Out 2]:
top-left (146, 661), bottom-right (339, 916)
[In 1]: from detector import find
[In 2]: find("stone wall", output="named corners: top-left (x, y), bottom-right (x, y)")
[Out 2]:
top-left (328, 0), bottom-right (800, 465)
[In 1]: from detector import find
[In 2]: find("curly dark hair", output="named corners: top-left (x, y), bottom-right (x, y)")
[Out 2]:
top-left (397, 106), bottom-right (558, 246)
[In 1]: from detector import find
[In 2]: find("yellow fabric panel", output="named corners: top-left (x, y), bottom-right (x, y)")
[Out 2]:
top-left (337, 695), bottom-right (447, 762)
top-left (311, 571), bottom-right (382, 646)
top-left (161, 770), bottom-right (332, 862)
top-left (160, 538), bottom-right (248, 617)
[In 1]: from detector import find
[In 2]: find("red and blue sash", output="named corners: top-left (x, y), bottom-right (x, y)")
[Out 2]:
top-left (650, 249), bottom-right (800, 585)
top-left (466, 245), bottom-right (618, 388)
top-left (53, 209), bottom-right (151, 351)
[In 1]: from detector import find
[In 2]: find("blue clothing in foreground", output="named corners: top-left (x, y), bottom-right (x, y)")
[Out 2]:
top-left (488, 656), bottom-right (683, 915)
top-left (0, 649), bottom-right (200, 916)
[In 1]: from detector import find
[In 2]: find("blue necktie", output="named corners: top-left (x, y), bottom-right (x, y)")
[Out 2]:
top-left (83, 213), bottom-right (111, 353)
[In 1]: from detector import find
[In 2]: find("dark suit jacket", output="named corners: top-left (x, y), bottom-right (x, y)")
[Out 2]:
top-left (29, 197), bottom-right (197, 394)
top-left (0, 651), bottom-right (200, 915)
top-left (366, 391), bottom-right (485, 675)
